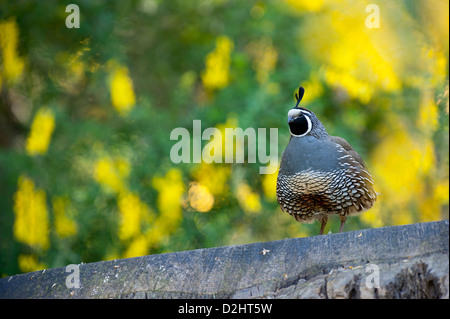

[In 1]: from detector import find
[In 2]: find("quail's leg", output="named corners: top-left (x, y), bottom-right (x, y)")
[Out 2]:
top-left (318, 216), bottom-right (328, 235)
top-left (339, 215), bottom-right (347, 233)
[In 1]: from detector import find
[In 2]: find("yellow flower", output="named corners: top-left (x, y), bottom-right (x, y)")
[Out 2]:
top-left (285, 0), bottom-right (324, 12)
top-left (419, 196), bottom-right (441, 223)
top-left (146, 225), bottom-right (166, 248)
top-left (25, 108), bottom-right (55, 156)
top-left (116, 189), bottom-right (155, 258)
top-left (372, 124), bottom-right (434, 202)
top-left (419, 179), bottom-right (450, 223)
top-left (299, 1), bottom-right (402, 103)
top-left (261, 165), bottom-right (279, 200)
top-left (201, 36), bottom-right (234, 91)
top-left (0, 18), bottom-right (25, 83)
top-left (187, 182), bottom-right (214, 213)
top-left (108, 61), bottom-right (136, 116)
top-left (191, 163), bottom-right (230, 197)
top-left (94, 156), bottom-right (130, 193)
top-left (52, 196), bottom-right (77, 238)
top-left (117, 190), bottom-right (152, 241)
top-left (371, 118), bottom-right (437, 225)
top-left (391, 209), bottom-right (414, 226)
top-left (13, 176), bottom-right (50, 250)
top-left (417, 91), bottom-right (439, 135)
top-left (151, 168), bottom-right (185, 242)
top-left (299, 73), bottom-right (324, 103)
top-left (433, 180), bottom-right (449, 205)
top-left (18, 254), bottom-right (46, 273)
top-left (236, 183), bottom-right (261, 214)
top-left (123, 235), bottom-right (149, 259)
top-left (418, 46), bottom-right (448, 88)
top-left (360, 202), bottom-right (383, 228)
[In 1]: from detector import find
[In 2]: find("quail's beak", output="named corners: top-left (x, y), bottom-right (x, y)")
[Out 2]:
top-left (288, 115), bottom-right (296, 124)
top-left (287, 108), bottom-right (301, 124)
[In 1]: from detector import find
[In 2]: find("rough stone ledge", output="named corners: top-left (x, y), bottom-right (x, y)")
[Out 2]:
top-left (0, 220), bottom-right (448, 299)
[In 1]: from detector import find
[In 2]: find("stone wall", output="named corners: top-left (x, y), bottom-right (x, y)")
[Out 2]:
top-left (0, 220), bottom-right (448, 299)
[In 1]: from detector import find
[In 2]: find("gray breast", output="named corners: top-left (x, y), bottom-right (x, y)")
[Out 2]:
top-left (279, 135), bottom-right (341, 176)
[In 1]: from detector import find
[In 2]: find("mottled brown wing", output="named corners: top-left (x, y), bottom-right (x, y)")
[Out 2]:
top-left (329, 136), bottom-right (367, 169)
top-left (330, 135), bottom-right (377, 202)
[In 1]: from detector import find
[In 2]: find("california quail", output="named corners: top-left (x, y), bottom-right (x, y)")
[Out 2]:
top-left (276, 87), bottom-right (377, 235)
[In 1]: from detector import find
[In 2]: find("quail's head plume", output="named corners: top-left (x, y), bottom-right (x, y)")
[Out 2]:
top-left (276, 86), bottom-right (377, 235)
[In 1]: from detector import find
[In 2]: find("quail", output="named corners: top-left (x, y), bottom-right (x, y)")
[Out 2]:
top-left (276, 87), bottom-right (377, 235)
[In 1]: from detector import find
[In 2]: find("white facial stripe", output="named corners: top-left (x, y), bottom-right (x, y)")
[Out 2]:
top-left (287, 108), bottom-right (311, 118)
top-left (287, 108), bottom-right (301, 118)
top-left (299, 109), bottom-right (312, 116)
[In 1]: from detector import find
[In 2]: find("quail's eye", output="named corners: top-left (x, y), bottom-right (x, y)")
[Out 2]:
top-left (289, 114), bottom-right (312, 137)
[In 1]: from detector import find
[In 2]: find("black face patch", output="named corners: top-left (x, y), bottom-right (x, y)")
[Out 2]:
top-left (289, 114), bottom-right (311, 136)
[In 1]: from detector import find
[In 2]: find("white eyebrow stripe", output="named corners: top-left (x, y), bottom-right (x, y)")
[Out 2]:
top-left (287, 109), bottom-right (301, 118)
top-left (287, 108), bottom-right (312, 118)
top-left (299, 109), bottom-right (312, 115)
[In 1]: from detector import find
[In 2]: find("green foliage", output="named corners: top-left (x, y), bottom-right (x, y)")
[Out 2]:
top-left (0, 0), bottom-right (448, 276)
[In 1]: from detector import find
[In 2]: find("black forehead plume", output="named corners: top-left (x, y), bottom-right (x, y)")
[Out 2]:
top-left (294, 86), bottom-right (305, 108)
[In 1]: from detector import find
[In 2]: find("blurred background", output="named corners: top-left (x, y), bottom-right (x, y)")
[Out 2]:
top-left (0, 0), bottom-right (448, 276)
